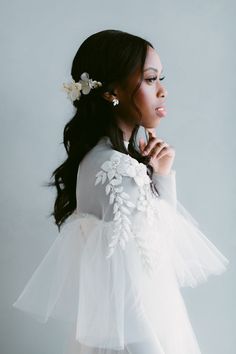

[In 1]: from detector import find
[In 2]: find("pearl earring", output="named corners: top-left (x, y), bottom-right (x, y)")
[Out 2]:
top-left (112, 98), bottom-right (119, 106)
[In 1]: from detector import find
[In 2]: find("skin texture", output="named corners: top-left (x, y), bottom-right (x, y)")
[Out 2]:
top-left (102, 45), bottom-right (175, 176)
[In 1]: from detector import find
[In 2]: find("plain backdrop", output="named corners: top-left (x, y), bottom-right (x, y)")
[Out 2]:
top-left (1, 0), bottom-right (235, 353)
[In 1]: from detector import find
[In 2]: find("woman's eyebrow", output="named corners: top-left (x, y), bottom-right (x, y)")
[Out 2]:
top-left (143, 67), bottom-right (163, 73)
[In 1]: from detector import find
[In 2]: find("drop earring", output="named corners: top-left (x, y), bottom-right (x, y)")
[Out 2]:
top-left (112, 98), bottom-right (119, 106)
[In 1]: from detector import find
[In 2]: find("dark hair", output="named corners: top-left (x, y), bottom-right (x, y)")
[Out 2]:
top-left (47, 29), bottom-right (160, 231)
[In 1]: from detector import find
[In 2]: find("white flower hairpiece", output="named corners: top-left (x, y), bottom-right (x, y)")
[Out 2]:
top-left (62, 72), bottom-right (103, 102)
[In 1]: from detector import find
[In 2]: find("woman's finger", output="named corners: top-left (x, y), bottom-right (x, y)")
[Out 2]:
top-left (150, 143), bottom-right (169, 159)
top-left (150, 142), bottom-right (169, 158)
top-left (143, 138), bottom-right (164, 155)
top-left (139, 138), bottom-right (147, 153)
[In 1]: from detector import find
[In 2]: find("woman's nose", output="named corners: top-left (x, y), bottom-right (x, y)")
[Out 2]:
top-left (157, 85), bottom-right (168, 99)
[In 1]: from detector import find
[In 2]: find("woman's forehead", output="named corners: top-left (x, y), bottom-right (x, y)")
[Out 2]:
top-left (144, 47), bottom-right (163, 74)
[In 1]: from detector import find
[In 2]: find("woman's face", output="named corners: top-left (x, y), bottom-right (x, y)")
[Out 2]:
top-left (115, 46), bottom-right (168, 129)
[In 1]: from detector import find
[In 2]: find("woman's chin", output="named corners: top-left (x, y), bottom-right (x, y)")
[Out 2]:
top-left (142, 120), bottom-right (161, 129)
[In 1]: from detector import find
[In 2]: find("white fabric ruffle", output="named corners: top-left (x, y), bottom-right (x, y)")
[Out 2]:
top-left (12, 196), bottom-right (229, 354)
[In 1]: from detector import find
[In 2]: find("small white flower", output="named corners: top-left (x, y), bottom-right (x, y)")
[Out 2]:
top-left (62, 79), bottom-right (82, 102)
top-left (80, 72), bottom-right (92, 94)
top-left (117, 155), bottom-right (137, 177)
top-left (100, 154), bottom-right (121, 180)
top-left (62, 72), bottom-right (102, 102)
top-left (134, 163), bottom-right (150, 187)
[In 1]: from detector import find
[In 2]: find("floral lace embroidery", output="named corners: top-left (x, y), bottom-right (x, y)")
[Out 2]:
top-left (94, 151), bottom-right (160, 274)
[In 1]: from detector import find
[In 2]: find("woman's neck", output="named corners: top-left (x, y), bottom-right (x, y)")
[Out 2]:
top-left (115, 115), bottom-right (136, 141)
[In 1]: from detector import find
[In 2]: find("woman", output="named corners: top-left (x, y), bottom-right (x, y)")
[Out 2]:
top-left (12, 29), bottom-right (229, 354)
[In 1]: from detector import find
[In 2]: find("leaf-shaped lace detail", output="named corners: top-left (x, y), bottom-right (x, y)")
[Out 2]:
top-left (139, 184), bottom-right (161, 225)
top-left (95, 151), bottom-right (161, 274)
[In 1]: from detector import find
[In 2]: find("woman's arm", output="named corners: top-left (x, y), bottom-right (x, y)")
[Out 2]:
top-left (151, 169), bottom-right (177, 209)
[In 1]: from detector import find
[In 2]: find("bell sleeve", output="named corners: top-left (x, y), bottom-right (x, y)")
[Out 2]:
top-left (151, 167), bottom-right (229, 288)
top-left (152, 169), bottom-right (177, 209)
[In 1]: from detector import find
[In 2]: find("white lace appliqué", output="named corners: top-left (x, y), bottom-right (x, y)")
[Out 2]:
top-left (94, 152), bottom-right (160, 274)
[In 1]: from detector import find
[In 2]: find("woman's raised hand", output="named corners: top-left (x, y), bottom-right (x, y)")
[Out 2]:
top-left (139, 129), bottom-right (175, 176)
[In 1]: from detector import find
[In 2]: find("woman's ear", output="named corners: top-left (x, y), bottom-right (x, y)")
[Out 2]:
top-left (101, 89), bottom-right (119, 103)
top-left (102, 91), bottom-right (112, 102)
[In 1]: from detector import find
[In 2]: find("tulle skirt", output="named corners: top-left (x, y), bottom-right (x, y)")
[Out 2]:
top-left (12, 198), bottom-right (229, 354)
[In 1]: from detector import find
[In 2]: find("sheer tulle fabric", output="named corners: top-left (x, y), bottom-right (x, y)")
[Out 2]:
top-left (12, 197), bottom-right (229, 354)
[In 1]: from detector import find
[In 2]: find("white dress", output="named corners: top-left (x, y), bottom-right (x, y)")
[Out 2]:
top-left (12, 136), bottom-right (229, 354)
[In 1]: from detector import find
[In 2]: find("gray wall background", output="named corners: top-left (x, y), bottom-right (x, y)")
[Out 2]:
top-left (1, 0), bottom-right (235, 353)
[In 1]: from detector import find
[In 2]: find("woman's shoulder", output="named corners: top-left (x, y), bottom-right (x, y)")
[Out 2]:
top-left (81, 136), bottom-right (149, 185)
top-left (81, 136), bottom-right (126, 168)
top-left (84, 136), bottom-right (145, 169)
top-left (81, 136), bottom-right (121, 167)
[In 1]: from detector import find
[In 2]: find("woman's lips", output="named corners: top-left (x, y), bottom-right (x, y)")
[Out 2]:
top-left (155, 106), bottom-right (167, 117)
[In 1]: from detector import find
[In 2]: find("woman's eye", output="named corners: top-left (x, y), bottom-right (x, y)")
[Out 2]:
top-left (146, 75), bottom-right (165, 83)
top-left (146, 76), bottom-right (157, 83)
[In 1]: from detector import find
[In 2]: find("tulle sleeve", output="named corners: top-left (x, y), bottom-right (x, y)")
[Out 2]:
top-left (151, 168), bottom-right (229, 288)
top-left (152, 169), bottom-right (177, 209)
